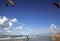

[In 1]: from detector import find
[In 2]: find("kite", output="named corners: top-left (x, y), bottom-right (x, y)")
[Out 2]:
top-left (6, 0), bottom-right (15, 7)
top-left (53, 2), bottom-right (60, 8)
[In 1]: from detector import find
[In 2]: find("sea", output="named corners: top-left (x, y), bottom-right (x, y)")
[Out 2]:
top-left (0, 35), bottom-right (54, 41)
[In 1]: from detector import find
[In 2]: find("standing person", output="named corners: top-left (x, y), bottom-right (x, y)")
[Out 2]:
top-left (27, 36), bottom-right (29, 41)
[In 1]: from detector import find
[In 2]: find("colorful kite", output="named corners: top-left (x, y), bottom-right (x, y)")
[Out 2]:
top-left (53, 2), bottom-right (60, 8)
top-left (6, 0), bottom-right (15, 7)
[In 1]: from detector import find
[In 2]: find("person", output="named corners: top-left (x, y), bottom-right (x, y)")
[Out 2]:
top-left (27, 36), bottom-right (29, 41)
top-left (27, 36), bottom-right (28, 39)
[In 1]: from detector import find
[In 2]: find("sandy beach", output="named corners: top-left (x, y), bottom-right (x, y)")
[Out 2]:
top-left (0, 36), bottom-right (53, 41)
top-left (0, 39), bottom-right (29, 41)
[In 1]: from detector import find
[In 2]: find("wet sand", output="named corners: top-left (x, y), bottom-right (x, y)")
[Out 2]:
top-left (0, 39), bottom-right (29, 41)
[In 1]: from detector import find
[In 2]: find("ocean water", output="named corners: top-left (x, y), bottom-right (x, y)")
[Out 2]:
top-left (0, 35), bottom-right (53, 41)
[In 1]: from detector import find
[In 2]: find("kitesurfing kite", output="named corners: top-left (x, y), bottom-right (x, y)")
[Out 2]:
top-left (6, 0), bottom-right (15, 7)
top-left (53, 2), bottom-right (60, 8)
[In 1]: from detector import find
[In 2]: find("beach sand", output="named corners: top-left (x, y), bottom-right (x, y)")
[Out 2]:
top-left (0, 39), bottom-right (29, 41)
top-left (0, 36), bottom-right (53, 41)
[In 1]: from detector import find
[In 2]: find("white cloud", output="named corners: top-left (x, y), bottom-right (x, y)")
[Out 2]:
top-left (23, 24), bottom-right (59, 35)
top-left (4, 21), bottom-right (13, 30)
top-left (10, 18), bottom-right (17, 23)
top-left (8, 21), bottom-right (13, 29)
top-left (0, 16), bottom-right (59, 35)
top-left (0, 16), bottom-right (8, 25)
top-left (3, 16), bottom-right (9, 21)
top-left (22, 32), bottom-right (26, 35)
top-left (15, 26), bottom-right (24, 31)
top-left (0, 16), bottom-right (20, 34)
top-left (29, 29), bottom-right (32, 32)
top-left (49, 24), bottom-right (57, 31)
top-left (6, 30), bottom-right (12, 32)
top-left (4, 29), bottom-right (12, 33)
top-left (4, 18), bottom-right (18, 30)
top-left (46, 24), bottom-right (59, 34)
top-left (2, 17), bottom-right (18, 30)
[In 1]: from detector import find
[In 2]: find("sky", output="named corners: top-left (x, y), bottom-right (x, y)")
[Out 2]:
top-left (0, 0), bottom-right (60, 35)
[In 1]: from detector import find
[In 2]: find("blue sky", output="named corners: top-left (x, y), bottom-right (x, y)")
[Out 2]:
top-left (0, 0), bottom-right (60, 35)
